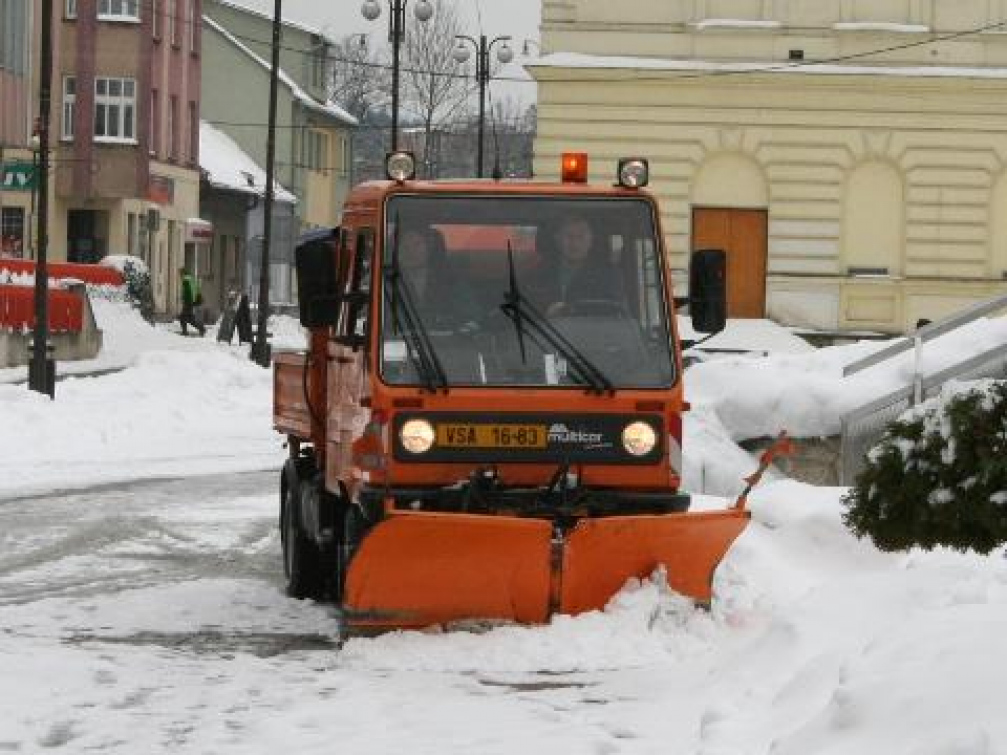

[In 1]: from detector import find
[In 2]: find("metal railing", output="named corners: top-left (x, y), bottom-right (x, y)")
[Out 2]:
top-left (843, 291), bottom-right (1007, 377)
top-left (840, 292), bottom-right (1007, 485)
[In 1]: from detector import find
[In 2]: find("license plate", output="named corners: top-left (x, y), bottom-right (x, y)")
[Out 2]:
top-left (437, 423), bottom-right (547, 449)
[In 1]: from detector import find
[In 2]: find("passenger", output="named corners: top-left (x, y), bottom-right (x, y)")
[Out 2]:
top-left (533, 214), bottom-right (621, 316)
top-left (397, 226), bottom-right (479, 329)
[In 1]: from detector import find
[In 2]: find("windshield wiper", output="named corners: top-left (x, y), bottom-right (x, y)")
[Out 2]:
top-left (383, 220), bottom-right (448, 392)
top-left (500, 247), bottom-right (613, 395)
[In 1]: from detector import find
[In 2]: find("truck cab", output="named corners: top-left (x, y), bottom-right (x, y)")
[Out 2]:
top-left (274, 152), bottom-right (738, 631)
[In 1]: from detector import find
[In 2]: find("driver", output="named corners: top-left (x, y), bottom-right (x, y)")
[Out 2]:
top-left (534, 214), bottom-right (621, 315)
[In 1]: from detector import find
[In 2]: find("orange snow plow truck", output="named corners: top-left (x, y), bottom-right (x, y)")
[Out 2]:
top-left (273, 151), bottom-right (739, 632)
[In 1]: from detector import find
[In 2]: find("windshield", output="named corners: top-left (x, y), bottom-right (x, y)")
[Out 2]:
top-left (379, 195), bottom-right (676, 389)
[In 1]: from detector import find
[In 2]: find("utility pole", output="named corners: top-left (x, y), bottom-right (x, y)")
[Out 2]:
top-left (29, 0), bottom-right (55, 397)
top-left (251, 0), bottom-right (282, 368)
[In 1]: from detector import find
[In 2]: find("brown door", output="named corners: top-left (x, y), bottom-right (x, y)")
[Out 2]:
top-left (691, 207), bottom-right (768, 318)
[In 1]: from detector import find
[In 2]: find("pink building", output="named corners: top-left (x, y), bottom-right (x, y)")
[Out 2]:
top-left (51, 0), bottom-right (203, 314)
top-left (0, 0), bottom-right (38, 258)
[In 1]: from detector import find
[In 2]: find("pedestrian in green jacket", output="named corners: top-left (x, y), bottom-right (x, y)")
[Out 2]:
top-left (179, 267), bottom-right (205, 336)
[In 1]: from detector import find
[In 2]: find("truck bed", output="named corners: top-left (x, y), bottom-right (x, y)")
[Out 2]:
top-left (273, 351), bottom-right (312, 440)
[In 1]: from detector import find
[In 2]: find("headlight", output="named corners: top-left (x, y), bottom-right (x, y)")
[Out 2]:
top-left (622, 421), bottom-right (657, 456)
top-left (385, 151), bottom-right (416, 182)
top-left (400, 418), bottom-right (435, 454)
top-left (617, 157), bottom-right (649, 188)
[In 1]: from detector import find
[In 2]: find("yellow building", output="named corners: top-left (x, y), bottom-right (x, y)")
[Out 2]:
top-left (533, 0), bottom-right (1007, 333)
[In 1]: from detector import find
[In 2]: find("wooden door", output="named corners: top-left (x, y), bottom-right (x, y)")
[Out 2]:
top-left (691, 207), bottom-right (768, 318)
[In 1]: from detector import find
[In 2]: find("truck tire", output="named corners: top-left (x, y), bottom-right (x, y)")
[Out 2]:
top-left (280, 459), bottom-right (325, 600)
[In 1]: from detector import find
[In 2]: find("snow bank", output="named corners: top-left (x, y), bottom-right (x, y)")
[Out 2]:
top-left (0, 335), bottom-right (278, 495)
top-left (687, 315), bottom-right (1007, 439)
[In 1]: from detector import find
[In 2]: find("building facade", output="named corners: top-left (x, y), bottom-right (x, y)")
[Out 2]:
top-left (198, 118), bottom-right (297, 319)
top-left (534, 0), bottom-right (1007, 333)
top-left (50, 0), bottom-right (203, 316)
top-left (201, 1), bottom-right (356, 305)
top-left (0, 0), bottom-right (38, 260)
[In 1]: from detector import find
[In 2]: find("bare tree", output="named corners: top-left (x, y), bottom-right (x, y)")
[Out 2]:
top-left (400, 0), bottom-right (473, 177)
top-left (327, 34), bottom-right (390, 125)
top-left (327, 34), bottom-right (394, 183)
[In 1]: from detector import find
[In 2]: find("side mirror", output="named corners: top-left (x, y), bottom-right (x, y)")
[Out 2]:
top-left (295, 232), bottom-right (338, 328)
top-left (689, 248), bottom-right (727, 334)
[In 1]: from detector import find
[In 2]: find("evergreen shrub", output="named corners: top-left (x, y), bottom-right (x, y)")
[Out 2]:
top-left (842, 379), bottom-right (1007, 554)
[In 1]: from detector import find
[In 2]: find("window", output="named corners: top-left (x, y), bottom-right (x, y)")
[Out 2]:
top-left (343, 230), bottom-right (373, 343)
top-left (94, 77), bottom-right (136, 141)
top-left (169, 0), bottom-right (179, 46)
top-left (61, 76), bottom-right (76, 140)
top-left (98, 0), bottom-right (140, 21)
top-left (127, 213), bottom-right (137, 256)
top-left (65, 0), bottom-right (77, 19)
top-left (152, 0), bottom-right (161, 39)
top-left (188, 0), bottom-right (197, 52)
top-left (168, 95), bottom-right (178, 159)
top-left (188, 101), bottom-right (198, 164)
top-left (150, 89), bottom-right (159, 154)
top-left (303, 130), bottom-right (328, 172)
top-left (1, 208), bottom-right (26, 259)
top-left (2, 0), bottom-right (29, 74)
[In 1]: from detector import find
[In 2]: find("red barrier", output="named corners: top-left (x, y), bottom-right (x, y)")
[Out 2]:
top-left (0, 285), bottom-right (84, 333)
top-left (0, 259), bottom-right (124, 287)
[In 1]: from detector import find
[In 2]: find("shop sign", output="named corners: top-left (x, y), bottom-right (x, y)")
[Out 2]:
top-left (1, 162), bottom-right (36, 191)
top-left (184, 218), bottom-right (214, 244)
top-left (147, 174), bottom-right (175, 205)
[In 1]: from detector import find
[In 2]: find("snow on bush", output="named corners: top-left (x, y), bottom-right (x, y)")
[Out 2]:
top-left (91, 255), bottom-right (153, 322)
top-left (843, 379), bottom-right (1007, 554)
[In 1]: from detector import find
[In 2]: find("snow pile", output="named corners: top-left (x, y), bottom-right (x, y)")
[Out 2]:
top-left (100, 254), bottom-right (149, 277)
top-left (686, 315), bottom-right (1007, 439)
top-left (341, 570), bottom-right (716, 674)
top-left (0, 331), bottom-right (277, 495)
top-left (268, 312), bottom-right (307, 351)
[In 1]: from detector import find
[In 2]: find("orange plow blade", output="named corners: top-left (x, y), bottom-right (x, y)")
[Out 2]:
top-left (343, 512), bottom-right (553, 630)
top-left (560, 509), bottom-right (750, 615)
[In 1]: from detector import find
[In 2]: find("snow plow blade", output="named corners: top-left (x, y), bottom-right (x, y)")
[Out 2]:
top-left (343, 512), bottom-right (554, 630)
top-left (559, 509), bottom-right (750, 615)
top-left (342, 509), bottom-right (749, 631)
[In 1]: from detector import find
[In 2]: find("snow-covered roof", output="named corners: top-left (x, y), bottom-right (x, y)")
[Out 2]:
top-left (691, 19), bottom-right (782, 31)
top-left (529, 51), bottom-right (1007, 81)
top-left (832, 22), bottom-right (930, 34)
top-left (209, 0), bottom-right (334, 42)
top-left (685, 19), bottom-right (930, 34)
top-left (199, 120), bottom-right (297, 203)
top-left (202, 15), bottom-right (358, 127)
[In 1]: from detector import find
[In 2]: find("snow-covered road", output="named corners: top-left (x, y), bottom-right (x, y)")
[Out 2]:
top-left (3, 469), bottom-right (1007, 754)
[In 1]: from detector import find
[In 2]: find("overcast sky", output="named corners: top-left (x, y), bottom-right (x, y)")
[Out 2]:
top-left (221, 0), bottom-right (543, 103)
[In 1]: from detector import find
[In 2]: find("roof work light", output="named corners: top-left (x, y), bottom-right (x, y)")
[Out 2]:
top-left (385, 151), bottom-right (417, 182)
top-left (617, 158), bottom-right (649, 188)
top-left (561, 152), bottom-right (588, 183)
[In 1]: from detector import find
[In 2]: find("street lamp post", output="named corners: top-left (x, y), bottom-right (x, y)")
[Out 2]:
top-left (360, 0), bottom-right (434, 153)
top-left (30, 0), bottom-right (55, 397)
top-left (453, 34), bottom-right (513, 178)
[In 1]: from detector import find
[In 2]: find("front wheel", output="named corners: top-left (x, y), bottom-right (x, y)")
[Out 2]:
top-left (281, 460), bottom-right (325, 599)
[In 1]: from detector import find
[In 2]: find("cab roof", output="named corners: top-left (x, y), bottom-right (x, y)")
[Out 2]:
top-left (341, 179), bottom-right (652, 218)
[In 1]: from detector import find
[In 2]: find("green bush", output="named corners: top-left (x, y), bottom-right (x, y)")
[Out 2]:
top-left (842, 379), bottom-right (1007, 554)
